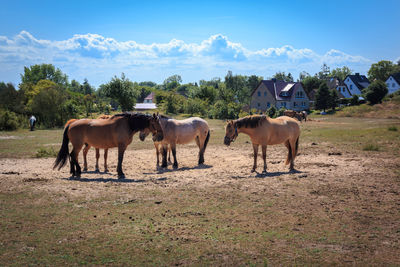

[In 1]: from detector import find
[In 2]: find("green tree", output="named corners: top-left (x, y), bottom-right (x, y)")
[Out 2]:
top-left (272, 72), bottom-right (294, 82)
top-left (103, 73), bottom-right (137, 111)
top-left (330, 66), bottom-right (352, 81)
top-left (368, 60), bottom-right (400, 81)
top-left (29, 81), bottom-right (68, 127)
top-left (20, 64), bottom-right (68, 86)
top-left (350, 95), bottom-right (359, 106)
top-left (328, 89), bottom-right (339, 110)
top-left (315, 82), bottom-right (330, 112)
top-left (82, 78), bottom-right (94, 95)
top-left (163, 75), bottom-right (182, 91)
top-left (317, 63), bottom-right (331, 80)
top-left (363, 80), bottom-right (388, 105)
top-left (0, 82), bottom-right (23, 112)
top-left (298, 71), bottom-right (310, 81)
top-left (301, 76), bottom-right (323, 95)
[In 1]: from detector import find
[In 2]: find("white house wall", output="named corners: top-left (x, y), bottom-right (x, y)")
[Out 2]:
top-left (344, 77), bottom-right (362, 96)
top-left (386, 76), bottom-right (400, 94)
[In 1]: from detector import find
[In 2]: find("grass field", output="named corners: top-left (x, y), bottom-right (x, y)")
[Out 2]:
top-left (1, 115), bottom-right (400, 265)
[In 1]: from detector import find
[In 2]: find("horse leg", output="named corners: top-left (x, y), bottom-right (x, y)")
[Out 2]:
top-left (171, 143), bottom-right (178, 169)
top-left (262, 145), bottom-right (267, 173)
top-left (104, 149), bottom-right (109, 173)
top-left (155, 143), bottom-right (160, 166)
top-left (289, 138), bottom-right (298, 171)
top-left (168, 145), bottom-right (172, 163)
top-left (284, 140), bottom-right (294, 170)
top-left (95, 148), bottom-right (100, 172)
top-left (70, 148), bottom-right (82, 178)
top-left (252, 143), bottom-right (259, 172)
top-left (83, 144), bottom-right (90, 172)
top-left (161, 144), bottom-right (168, 168)
top-left (195, 136), bottom-right (205, 165)
top-left (117, 144), bottom-right (127, 179)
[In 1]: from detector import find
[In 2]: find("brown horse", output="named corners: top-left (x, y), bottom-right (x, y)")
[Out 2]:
top-left (54, 113), bottom-right (163, 179)
top-left (139, 115), bottom-right (210, 169)
top-left (82, 114), bottom-right (112, 172)
top-left (224, 115), bottom-right (300, 173)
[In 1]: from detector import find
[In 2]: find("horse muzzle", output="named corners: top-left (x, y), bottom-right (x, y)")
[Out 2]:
top-left (139, 133), bottom-right (146, 142)
top-left (224, 136), bottom-right (232, 146)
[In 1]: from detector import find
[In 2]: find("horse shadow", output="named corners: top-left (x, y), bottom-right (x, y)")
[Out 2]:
top-left (145, 164), bottom-right (213, 174)
top-left (245, 169), bottom-right (303, 179)
top-left (62, 176), bottom-right (147, 183)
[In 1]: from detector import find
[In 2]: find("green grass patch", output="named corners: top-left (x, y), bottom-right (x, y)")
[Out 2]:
top-left (363, 143), bottom-right (380, 151)
top-left (388, 126), bottom-right (398, 131)
top-left (36, 147), bottom-right (58, 158)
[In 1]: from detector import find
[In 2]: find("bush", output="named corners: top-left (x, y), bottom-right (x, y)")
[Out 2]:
top-left (388, 126), bottom-right (398, 131)
top-left (363, 80), bottom-right (388, 105)
top-left (350, 95), bottom-right (359, 106)
top-left (184, 98), bottom-right (208, 116)
top-left (266, 106), bottom-right (277, 118)
top-left (363, 143), bottom-right (380, 151)
top-left (36, 147), bottom-right (57, 158)
top-left (0, 110), bottom-right (24, 131)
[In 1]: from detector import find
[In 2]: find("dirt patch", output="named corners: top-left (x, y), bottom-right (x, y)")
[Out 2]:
top-left (0, 143), bottom-right (399, 265)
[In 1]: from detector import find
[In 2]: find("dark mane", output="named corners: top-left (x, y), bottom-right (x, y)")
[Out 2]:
top-left (113, 112), bottom-right (152, 131)
top-left (235, 115), bottom-right (267, 129)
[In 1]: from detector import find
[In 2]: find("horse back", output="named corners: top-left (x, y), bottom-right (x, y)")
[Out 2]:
top-left (165, 117), bottom-right (209, 144)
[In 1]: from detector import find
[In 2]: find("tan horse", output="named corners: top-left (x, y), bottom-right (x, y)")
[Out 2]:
top-left (82, 114), bottom-right (112, 172)
top-left (54, 113), bottom-right (163, 179)
top-left (140, 115), bottom-right (210, 169)
top-left (224, 115), bottom-right (300, 172)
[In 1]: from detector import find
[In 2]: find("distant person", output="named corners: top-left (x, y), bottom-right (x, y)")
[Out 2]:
top-left (29, 115), bottom-right (36, 131)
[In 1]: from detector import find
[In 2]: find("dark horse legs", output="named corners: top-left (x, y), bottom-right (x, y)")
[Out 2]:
top-left (117, 144), bottom-right (127, 179)
top-left (69, 149), bottom-right (81, 178)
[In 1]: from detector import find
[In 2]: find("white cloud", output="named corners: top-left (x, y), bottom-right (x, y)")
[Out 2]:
top-left (0, 31), bottom-right (371, 86)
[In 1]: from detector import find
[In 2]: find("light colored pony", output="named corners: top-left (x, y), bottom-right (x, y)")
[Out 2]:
top-left (140, 115), bottom-right (210, 168)
top-left (224, 115), bottom-right (300, 172)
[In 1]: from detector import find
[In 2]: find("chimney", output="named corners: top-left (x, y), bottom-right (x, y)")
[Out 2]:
top-left (271, 78), bottom-right (277, 82)
top-left (355, 73), bottom-right (360, 76)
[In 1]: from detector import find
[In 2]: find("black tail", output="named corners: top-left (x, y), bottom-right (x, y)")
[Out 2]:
top-left (295, 137), bottom-right (299, 156)
top-left (53, 125), bottom-right (70, 170)
top-left (203, 130), bottom-right (210, 151)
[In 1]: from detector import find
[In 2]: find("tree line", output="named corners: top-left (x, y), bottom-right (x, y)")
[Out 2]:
top-left (1, 60), bottom-right (399, 130)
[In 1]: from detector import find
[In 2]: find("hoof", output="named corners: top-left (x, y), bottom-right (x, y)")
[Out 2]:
top-left (83, 168), bottom-right (88, 172)
top-left (161, 163), bottom-right (168, 168)
top-left (173, 163), bottom-right (178, 169)
top-left (251, 168), bottom-right (256, 173)
top-left (95, 168), bottom-right (100, 173)
top-left (262, 169), bottom-right (267, 174)
top-left (118, 174), bottom-right (125, 179)
top-left (104, 169), bottom-right (109, 173)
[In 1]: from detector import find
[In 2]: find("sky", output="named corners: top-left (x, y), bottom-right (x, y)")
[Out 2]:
top-left (0, 0), bottom-right (399, 87)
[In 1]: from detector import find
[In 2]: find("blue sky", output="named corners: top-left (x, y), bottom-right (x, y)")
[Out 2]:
top-left (1, 0), bottom-right (399, 87)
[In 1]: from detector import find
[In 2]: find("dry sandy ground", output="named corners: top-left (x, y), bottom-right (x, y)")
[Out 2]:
top-left (1, 142), bottom-right (399, 264)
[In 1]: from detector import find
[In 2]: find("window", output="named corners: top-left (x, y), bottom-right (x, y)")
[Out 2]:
top-left (257, 91), bottom-right (261, 96)
top-left (281, 102), bottom-right (286, 107)
top-left (257, 103), bottom-right (260, 107)
top-left (350, 84), bottom-right (353, 90)
top-left (267, 102), bottom-right (270, 108)
top-left (293, 102), bottom-right (297, 107)
top-left (295, 91), bottom-right (304, 98)
top-left (264, 91), bottom-right (267, 96)
top-left (302, 102), bottom-right (306, 107)
top-left (393, 83), bottom-right (396, 88)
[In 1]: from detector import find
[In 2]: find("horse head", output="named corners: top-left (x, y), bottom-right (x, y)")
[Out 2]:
top-left (224, 120), bottom-right (238, 146)
top-left (149, 113), bottom-right (164, 142)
